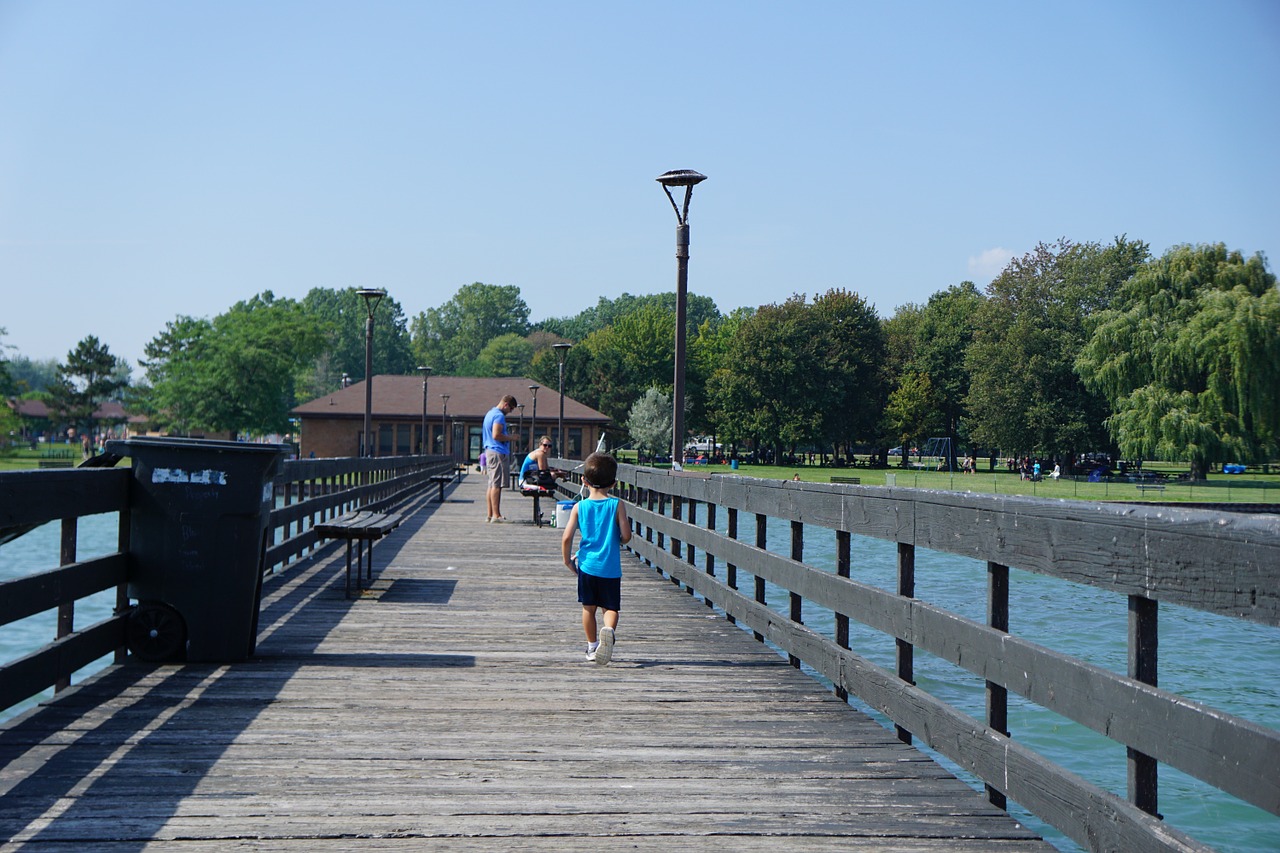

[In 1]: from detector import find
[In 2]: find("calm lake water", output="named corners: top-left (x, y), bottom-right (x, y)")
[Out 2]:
top-left (2, 508), bottom-right (1276, 852)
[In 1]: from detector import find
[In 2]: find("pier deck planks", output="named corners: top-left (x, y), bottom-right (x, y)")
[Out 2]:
top-left (1, 475), bottom-right (1051, 851)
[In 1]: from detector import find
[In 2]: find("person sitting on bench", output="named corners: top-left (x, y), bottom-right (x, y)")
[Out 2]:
top-left (522, 435), bottom-right (567, 490)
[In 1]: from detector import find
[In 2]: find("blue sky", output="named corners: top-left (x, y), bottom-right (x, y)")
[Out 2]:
top-left (2, 1), bottom-right (1277, 371)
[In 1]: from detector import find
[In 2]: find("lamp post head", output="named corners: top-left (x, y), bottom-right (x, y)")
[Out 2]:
top-left (417, 365), bottom-right (432, 377)
top-left (552, 342), bottom-right (572, 364)
top-left (355, 288), bottom-right (387, 317)
top-left (656, 170), bottom-right (707, 188)
top-left (656, 170), bottom-right (706, 225)
top-left (529, 384), bottom-right (539, 396)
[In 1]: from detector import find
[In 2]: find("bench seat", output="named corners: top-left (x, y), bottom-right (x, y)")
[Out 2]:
top-left (315, 510), bottom-right (403, 597)
top-left (829, 475), bottom-right (861, 485)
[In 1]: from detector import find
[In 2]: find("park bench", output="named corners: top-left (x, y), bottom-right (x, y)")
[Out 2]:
top-left (829, 475), bottom-right (861, 485)
top-left (428, 470), bottom-right (458, 502)
top-left (37, 459), bottom-right (75, 468)
top-left (1136, 483), bottom-right (1166, 494)
top-left (314, 510), bottom-right (403, 598)
top-left (519, 481), bottom-right (558, 527)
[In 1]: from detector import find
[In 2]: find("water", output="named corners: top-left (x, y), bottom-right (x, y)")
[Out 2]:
top-left (679, 511), bottom-right (1279, 853)
top-left (0, 512), bottom-right (122, 723)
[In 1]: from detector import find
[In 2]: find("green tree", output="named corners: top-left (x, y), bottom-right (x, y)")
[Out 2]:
top-left (910, 282), bottom-right (984, 465)
top-left (884, 371), bottom-right (936, 468)
top-left (141, 293), bottom-right (329, 436)
top-left (539, 292), bottom-right (721, 342)
top-left (578, 303), bottom-right (676, 426)
top-left (474, 333), bottom-right (534, 377)
top-left (627, 387), bottom-right (673, 459)
top-left (965, 237), bottom-right (1149, 467)
top-left (47, 336), bottom-right (127, 434)
top-left (301, 287), bottom-right (413, 388)
top-left (721, 292), bottom-right (882, 461)
top-left (411, 283), bottom-right (530, 375)
top-left (1077, 243), bottom-right (1280, 478)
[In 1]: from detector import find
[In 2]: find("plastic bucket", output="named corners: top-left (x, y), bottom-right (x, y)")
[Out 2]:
top-left (553, 500), bottom-right (574, 528)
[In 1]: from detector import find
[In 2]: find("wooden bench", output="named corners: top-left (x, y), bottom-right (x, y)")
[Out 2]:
top-left (1136, 483), bottom-right (1166, 493)
top-left (519, 482), bottom-right (557, 527)
top-left (428, 472), bottom-right (456, 502)
top-left (314, 510), bottom-right (403, 598)
top-left (37, 459), bottom-right (75, 468)
top-left (829, 476), bottom-right (861, 485)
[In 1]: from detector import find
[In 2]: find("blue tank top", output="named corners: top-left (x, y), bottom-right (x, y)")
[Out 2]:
top-left (576, 497), bottom-right (621, 579)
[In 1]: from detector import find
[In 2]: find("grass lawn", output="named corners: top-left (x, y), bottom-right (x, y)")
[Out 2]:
top-left (642, 457), bottom-right (1279, 505)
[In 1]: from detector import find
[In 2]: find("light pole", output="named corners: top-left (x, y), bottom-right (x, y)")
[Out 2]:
top-left (528, 385), bottom-right (539, 454)
top-left (440, 394), bottom-right (450, 459)
top-left (517, 404), bottom-right (525, 454)
top-left (417, 365), bottom-right (432, 455)
top-left (356, 288), bottom-right (387, 457)
top-left (657, 170), bottom-right (706, 469)
top-left (552, 343), bottom-right (572, 459)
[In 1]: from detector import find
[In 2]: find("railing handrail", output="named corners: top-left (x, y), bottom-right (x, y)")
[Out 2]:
top-left (0, 454), bottom-right (453, 717)
top-left (605, 463), bottom-right (1280, 853)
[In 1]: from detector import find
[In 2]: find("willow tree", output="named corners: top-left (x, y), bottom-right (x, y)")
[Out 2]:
top-left (1077, 243), bottom-right (1280, 479)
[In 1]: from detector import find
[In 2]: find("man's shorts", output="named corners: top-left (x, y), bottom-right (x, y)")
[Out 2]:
top-left (484, 449), bottom-right (508, 489)
top-left (577, 570), bottom-right (621, 612)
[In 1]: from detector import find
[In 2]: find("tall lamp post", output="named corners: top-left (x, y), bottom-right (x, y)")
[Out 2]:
top-left (417, 365), bottom-right (432, 455)
top-left (552, 343), bottom-right (572, 458)
top-left (440, 394), bottom-right (450, 459)
top-left (356, 288), bottom-right (387, 457)
top-left (517, 404), bottom-right (525, 453)
top-left (528, 385), bottom-right (539, 453)
top-left (657, 170), bottom-right (706, 469)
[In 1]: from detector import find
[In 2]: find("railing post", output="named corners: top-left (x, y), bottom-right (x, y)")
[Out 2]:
top-left (896, 541), bottom-right (915, 744)
top-left (671, 494), bottom-right (683, 565)
top-left (1129, 594), bottom-right (1160, 817)
top-left (726, 507), bottom-right (738, 625)
top-left (114, 506), bottom-right (130, 665)
top-left (684, 498), bottom-right (696, 595)
top-left (704, 501), bottom-right (717, 609)
top-left (835, 529), bottom-right (851, 702)
top-left (987, 561), bottom-right (1010, 809)
top-left (754, 513), bottom-right (767, 642)
top-left (56, 518), bottom-right (77, 693)
top-left (789, 520), bottom-right (803, 669)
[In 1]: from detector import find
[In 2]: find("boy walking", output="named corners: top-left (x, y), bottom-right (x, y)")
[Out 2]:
top-left (561, 452), bottom-right (632, 664)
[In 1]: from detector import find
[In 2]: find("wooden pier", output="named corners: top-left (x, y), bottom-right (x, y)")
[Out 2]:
top-left (1, 474), bottom-right (1050, 851)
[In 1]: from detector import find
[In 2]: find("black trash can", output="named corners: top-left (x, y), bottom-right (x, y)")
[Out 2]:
top-left (106, 437), bottom-right (289, 662)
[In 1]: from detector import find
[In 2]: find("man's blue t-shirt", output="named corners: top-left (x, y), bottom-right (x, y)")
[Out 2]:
top-left (482, 407), bottom-right (508, 456)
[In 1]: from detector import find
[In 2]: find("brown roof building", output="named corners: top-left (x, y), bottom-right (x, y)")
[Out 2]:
top-left (291, 375), bottom-right (610, 462)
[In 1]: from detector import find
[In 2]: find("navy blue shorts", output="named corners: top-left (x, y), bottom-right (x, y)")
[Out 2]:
top-left (577, 570), bottom-right (621, 612)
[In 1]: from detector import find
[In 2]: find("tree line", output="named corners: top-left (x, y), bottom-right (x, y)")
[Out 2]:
top-left (3, 239), bottom-right (1276, 478)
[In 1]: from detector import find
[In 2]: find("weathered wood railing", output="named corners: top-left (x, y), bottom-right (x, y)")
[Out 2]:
top-left (601, 464), bottom-right (1279, 853)
top-left (0, 453), bottom-right (452, 717)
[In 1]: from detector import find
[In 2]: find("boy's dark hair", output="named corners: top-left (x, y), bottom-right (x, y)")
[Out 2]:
top-left (582, 452), bottom-right (618, 488)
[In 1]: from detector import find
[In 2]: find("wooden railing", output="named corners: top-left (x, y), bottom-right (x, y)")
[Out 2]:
top-left (599, 464), bottom-right (1279, 853)
top-left (0, 453), bottom-right (453, 717)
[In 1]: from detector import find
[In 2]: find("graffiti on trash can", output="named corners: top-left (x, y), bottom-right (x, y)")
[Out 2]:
top-left (151, 467), bottom-right (228, 486)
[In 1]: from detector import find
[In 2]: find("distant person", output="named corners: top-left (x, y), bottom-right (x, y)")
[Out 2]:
top-left (522, 435), bottom-right (565, 489)
top-left (482, 394), bottom-right (519, 523)
top-left (561, 452), bottom-right (632, 665)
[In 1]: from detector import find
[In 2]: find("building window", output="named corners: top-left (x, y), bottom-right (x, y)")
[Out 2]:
top-left (397, 424), bottom-right (412, 455)
top-left (378, 424), bottom-right (393, 457)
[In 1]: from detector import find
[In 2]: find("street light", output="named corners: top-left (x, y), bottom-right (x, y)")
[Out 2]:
top-left (657, 169), bottom-right (706, 469)
top-left (417, 365), bottom-right (432, 455)
top-left (528, 385), bottom-right (539, 454)
top-left (440, 394), bottom-right (450, 459)
top-left (517, 404), bottom-right (525, 454)
top-left (552, 342), bottom-right (572, 459)
top-left (356, 288), bottom-right (387, 457)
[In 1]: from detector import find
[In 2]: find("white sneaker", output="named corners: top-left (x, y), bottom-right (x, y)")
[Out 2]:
top-left (596, 626), bottom-right (615, 665)
top-left (585, 645), bottom-right (597, 662)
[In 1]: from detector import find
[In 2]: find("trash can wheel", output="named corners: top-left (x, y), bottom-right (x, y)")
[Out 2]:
top-left (127, 602), bottom-right (187, 662)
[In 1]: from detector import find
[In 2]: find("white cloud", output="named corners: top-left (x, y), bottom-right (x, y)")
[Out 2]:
top-left (968, 247), bottom-right (1014, 282)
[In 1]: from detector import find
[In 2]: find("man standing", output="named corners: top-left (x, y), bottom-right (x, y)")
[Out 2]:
top-left (482, 394), bottom-right (519, 523)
